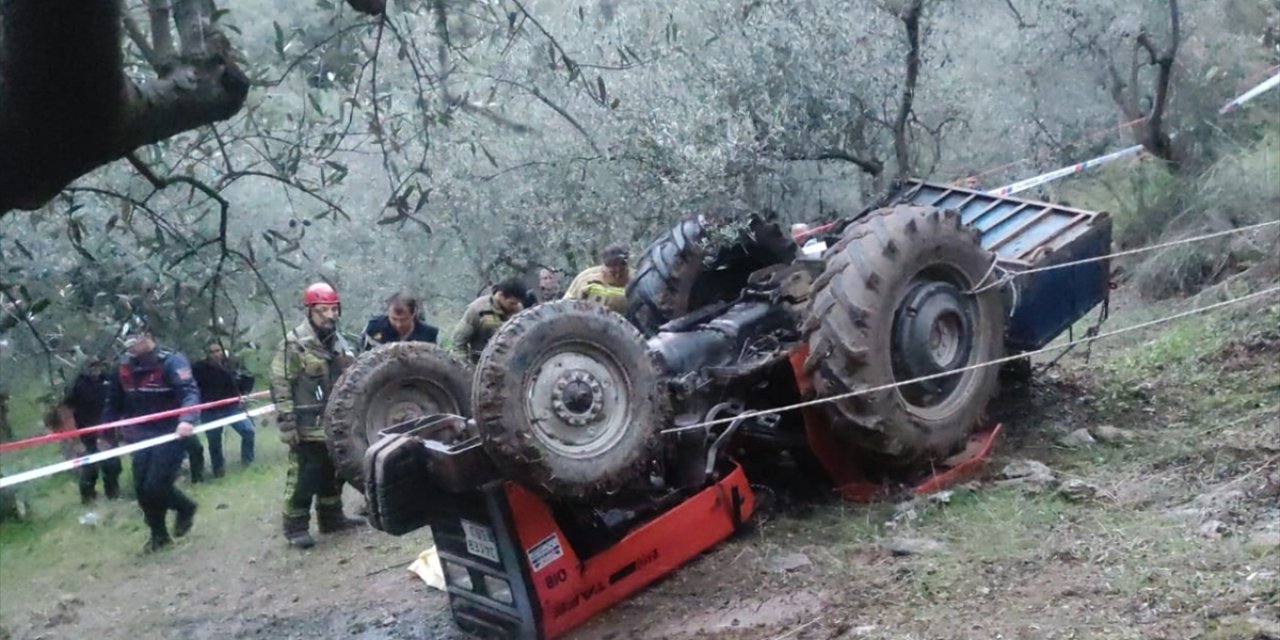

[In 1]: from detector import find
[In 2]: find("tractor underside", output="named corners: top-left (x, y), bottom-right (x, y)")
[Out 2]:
top-left (328, 180), bottom-right (1114, 640)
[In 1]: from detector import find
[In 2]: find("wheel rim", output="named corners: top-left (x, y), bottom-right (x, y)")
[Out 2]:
top-left (524, 340), bottom-right (633, 460)
top-left (890, 272), bottom-right (982, 420)
top-left (362, 377), bottom-right (461, 443)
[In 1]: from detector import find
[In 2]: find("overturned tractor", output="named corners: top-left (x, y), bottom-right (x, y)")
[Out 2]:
top-left (324, 180), bottom-right (1112, 639)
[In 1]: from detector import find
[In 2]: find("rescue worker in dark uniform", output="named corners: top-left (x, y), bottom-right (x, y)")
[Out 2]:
top-left (360, 292), bottom-right (439, 352)
top-left (62, 356), bottom-right (121, 504)
top-left (192, 340), bottom-right (257, 477)
top-left (270, 282), bottom-right (363, 549)
top-left (563, 245), bottom-right (630, 313)
top-left (101, 325), bottom-right (201, 553)
top-left (449, 278), bottom-right (525, 364)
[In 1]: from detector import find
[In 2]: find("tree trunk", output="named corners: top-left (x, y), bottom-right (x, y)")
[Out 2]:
top-left (893, 0), bottom-right (923, 182)
top-left (0, 0), bottom-right (248, 216)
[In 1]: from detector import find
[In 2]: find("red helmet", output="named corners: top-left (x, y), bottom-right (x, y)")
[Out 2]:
top-left (303, 282), bottom-right (340, 307)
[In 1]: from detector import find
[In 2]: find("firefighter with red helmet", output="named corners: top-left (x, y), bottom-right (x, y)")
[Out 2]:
top-left (268, 282), bottom-right (363, 549)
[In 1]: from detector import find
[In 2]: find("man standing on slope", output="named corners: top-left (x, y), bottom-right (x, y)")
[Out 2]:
top-left (192, 339), bottom-right (257, 477)
top-left (62, 356), bottom-right (122, 504)
top-left (269, 282), bottom-right (363, 549)
top-left (102, 324), bottom-right (201, 553)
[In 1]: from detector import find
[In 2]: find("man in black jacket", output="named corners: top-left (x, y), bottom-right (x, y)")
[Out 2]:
top-left (360, 293), bottom-right (439, 352)
top-left (192, 340), bottom-right (256, 478)
top-left (62, 356), bottom-right (121, 504)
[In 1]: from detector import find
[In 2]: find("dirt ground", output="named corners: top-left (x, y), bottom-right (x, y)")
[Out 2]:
top-left (2, 285), bottom-right (1277, 640)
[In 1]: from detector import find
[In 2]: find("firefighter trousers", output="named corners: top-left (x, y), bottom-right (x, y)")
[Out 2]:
top-left (283, 441), bottom-right (342, 520)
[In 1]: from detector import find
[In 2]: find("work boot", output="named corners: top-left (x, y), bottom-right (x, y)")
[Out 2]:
top-left (104, 484), bottom-right (120, 501)
top-left (317, 505), bottom-right (365, 534)
top-left (283, 516), bottom-right (315, 549)
top-left (212, 467), bottom-right (226, 480)
top-left (143, 535), bottom-right (172, 554)
top-left (174, 504), bottom-right (197, 538)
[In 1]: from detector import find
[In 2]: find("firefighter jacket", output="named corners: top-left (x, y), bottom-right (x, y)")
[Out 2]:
top-left (449, 294), bottom-right (518, 364)
top-left (101, 349), bottom-right (201, 443)
top-left (269, 321), bottom-right (355, 442)
top-left (562, 265), bottom-right (628, 313)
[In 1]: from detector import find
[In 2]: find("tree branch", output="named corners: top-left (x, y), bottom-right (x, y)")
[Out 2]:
top-left (253, 20), bottom-right (375, 88)
top-left (0, 0), bottom-right (249, 214)
top-left (172, 0), bottom-right (209, 58)
top-left (147, 0), bottom-right (176, 71)
top-left (123, 14), bottom-right (162, 68)
top-left (119, 33), bottom-right (249, 147)
top-left (1002, 0), bottom-right (1032, 29)
top-left (487, 77), bottom-right (595, 149)
top-left (127, 152), bottom-right (233, 339)
top-left (779, 148), bottom-right (883, 176)
top-left (214, 170), bottom-right (353, 221)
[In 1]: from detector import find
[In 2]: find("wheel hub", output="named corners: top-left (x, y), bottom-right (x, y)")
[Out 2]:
top-left (551, 370), bottom-right (605, 426)
top-left (526, 347), bottom-right (632, 458)
top-left (365, 378), bottom-right (459, 442)
top-left (892, 280), bottom-right (975, 397)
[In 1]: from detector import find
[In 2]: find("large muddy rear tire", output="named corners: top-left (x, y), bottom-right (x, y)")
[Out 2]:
top-left (474, 301), bottom-right (671, 501)
top-left (625, 217), bottom-right (707, 336)
top-left (325, 342), bottom-right (472, 491)
top-left (802, 206), bottom-right (1004, 466)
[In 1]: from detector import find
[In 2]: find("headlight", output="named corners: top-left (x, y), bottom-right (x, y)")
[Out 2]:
top-left (484, 576), bottom-right (513, 604)
top-left (443, 561), bottom-right (473, 590)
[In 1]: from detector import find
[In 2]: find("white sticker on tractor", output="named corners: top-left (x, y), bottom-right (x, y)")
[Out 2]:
top-left (460, 519), bottom-right (500, 563)
top-left (526, 532), bottom-right (564, 573)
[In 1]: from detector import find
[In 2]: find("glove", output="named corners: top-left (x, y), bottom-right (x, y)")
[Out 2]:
top-left (277, 413), bottom-right (299, 447)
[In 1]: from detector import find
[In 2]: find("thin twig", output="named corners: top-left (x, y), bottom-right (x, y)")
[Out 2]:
top-left (254, 21), bottom-right (377, 87)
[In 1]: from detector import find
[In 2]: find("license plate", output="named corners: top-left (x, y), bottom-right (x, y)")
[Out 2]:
top-left (460, 518), bottom-right (500, 563)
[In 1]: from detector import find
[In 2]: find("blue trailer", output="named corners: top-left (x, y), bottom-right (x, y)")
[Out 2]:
top-left (893, 180), bottom-right (1112, 353)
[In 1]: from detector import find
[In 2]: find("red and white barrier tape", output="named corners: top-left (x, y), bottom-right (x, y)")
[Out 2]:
top-left (1221, 71), bottom-right (1280, 114)
top-left (0, 391), bottom-right (272, 454)
top-left (990, 69), bottom-right (1280, 196)
top-left (987, 143), bottom-right (1146, 197)
top-left (0, 404), bottom-right (277, 489)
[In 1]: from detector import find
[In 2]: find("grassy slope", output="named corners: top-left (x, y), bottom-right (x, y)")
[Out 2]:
top-left (2, 292), bottom-right (1278, 640)
top-left (773, 296), bottom-right (1280, 640)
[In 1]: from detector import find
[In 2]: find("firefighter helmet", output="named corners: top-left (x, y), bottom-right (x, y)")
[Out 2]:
top-left (303, 282), bottom-right (340, 307)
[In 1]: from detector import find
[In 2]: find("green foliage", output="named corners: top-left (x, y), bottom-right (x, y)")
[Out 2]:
top-left (1, 0), bottom-right (1276, 385)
